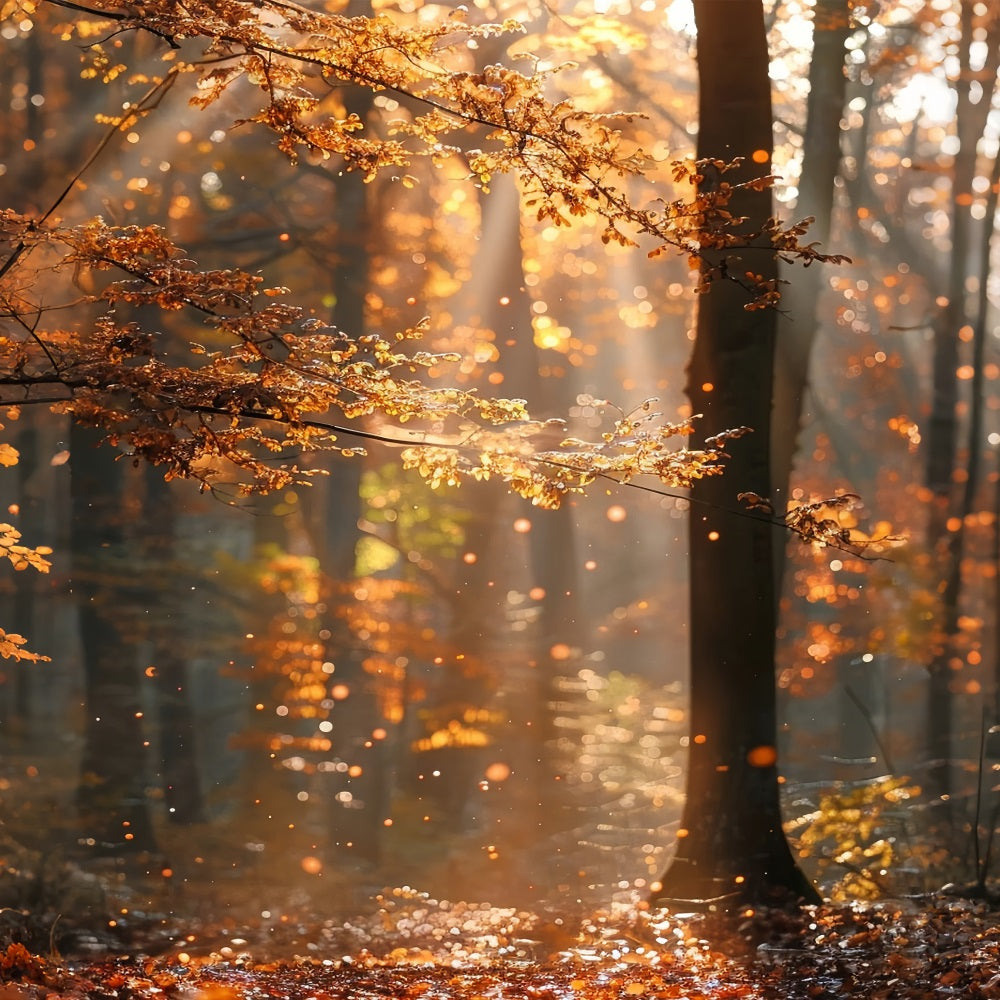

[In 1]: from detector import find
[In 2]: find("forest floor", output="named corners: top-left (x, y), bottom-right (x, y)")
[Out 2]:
top-left (2, 886), bottom-right (1000, 1000)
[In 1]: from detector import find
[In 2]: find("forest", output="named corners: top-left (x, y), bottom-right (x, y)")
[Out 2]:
top-left (2, 0), bottom-right (1000, 997)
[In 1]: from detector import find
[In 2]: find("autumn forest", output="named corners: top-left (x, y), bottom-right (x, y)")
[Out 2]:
top-left (2, 0), bottom-right (1000, 996)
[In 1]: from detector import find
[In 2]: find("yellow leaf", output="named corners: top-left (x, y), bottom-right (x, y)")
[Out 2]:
top-left (0, 444), bottom-right (19, 467)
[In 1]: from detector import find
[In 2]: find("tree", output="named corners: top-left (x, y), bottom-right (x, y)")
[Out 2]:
top-left (771, 0), bottom-right (851, 536)
top-left (651, 0), bottom-right (820, 909)
top-left (283, 0), bottom-right (390, 865)
top-left (811, 0), bottom-right (1000, 812)
top-left (143, 467), bottom-right (207, 826)
top-left (922, 3), bottom-right (1000, 806)
top-left (71, 422), bottom-right (160, 857)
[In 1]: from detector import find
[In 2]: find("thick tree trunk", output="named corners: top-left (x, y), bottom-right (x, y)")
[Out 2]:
top-left (653, 0), bottom-right (817, 908)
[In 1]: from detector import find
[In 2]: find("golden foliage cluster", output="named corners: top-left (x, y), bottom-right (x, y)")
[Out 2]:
top-left (35, 1), bottom-right (842, 291)
top-left (0, 410), bottom-right (50, 662)
top-left (786, 775), bottom-right (925, 901)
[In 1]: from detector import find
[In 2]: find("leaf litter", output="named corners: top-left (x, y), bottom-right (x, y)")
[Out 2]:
top-left (4, 888), bottom-right (1000, 1000)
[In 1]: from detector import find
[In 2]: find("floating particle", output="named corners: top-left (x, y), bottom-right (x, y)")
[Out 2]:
top-left (484, 761), bottom-right (511, 782)
top-left (747, 745), bottom-right (778, 768)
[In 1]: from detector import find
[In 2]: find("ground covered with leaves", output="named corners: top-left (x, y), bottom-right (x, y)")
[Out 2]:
top-left (3, 887), bottom-right (1000, 1000)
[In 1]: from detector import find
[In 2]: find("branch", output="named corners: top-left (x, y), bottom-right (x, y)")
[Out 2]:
top-left (1, 374), bottom-right (890, 558)
top-left (0, 69), bottom-right (179, 284)
top-left (36, 0), bottom-right (846, 305)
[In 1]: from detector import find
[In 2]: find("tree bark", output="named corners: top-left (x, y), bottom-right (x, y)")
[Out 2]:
top-left (652, 0), bottom-right (818, 908)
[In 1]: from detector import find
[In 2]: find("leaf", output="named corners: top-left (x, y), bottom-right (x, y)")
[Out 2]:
top-left (0, 628), bottom-right (49, 663)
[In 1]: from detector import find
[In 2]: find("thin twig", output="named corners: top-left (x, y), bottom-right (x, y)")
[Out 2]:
top-left (0, 69), bottom-right (179, 283)
top-left (844, 683), bottom-right (896, 773)
top-left (974, 706), bottom-right (987, 889)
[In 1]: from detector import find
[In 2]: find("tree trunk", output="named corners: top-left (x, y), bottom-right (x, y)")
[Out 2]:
top-left (771, 0), bottom-right (850, 530)
top-left (480, 174), bottom-right (581, 859)
top-left (299, 37), bottom-right (385, 863)
top-left (71, 424), bottom-right (159, 857)
top-left (9, 419), bottom-right (40, 737)
top-left (652, 0), bottom-right (818, 908)
top-left (924, 2), bottom-right (1000, 805)
top-left (144, 468), bottom-right (206, 825)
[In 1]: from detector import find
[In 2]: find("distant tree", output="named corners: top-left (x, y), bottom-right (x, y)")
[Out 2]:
top-left (923, 3), bottom-right (1000, 805)
top-left (143, 468), bottom-right (207, 826)
top-left (820, 2), bottom-right (1000, 811)
top-left (299, 17), bottom-right (388, 861)
top-left (71, 423), bottom-right (160, 857)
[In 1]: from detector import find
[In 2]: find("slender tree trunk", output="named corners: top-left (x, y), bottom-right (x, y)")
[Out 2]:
top-left (653, 0), bottom-right (817, 908)
top-left (144, 469), bottom-right (206, 825)
top-left (479, 175), bottom-right (581, 853)
top-left (10, 419), bottom-right (40, 735)
top-left (976, 151), bottom-right (1000, 727)
top-left (771, 0), bottom-right (850, 527)
top-left (299, 31), bottom-right (385, 862)
top-left (770, 0), bottom-right (851, 800)
top-left (71, 424), bottom-right (159, 856)
top-left (925, 3), bottom-right (1000, 805)
top-left (310, 460), bottom-right (384, 866)
top-left (4, 30), bottom-right (47, 736)
top-left (995, 462), bottom-right (1000, 722)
